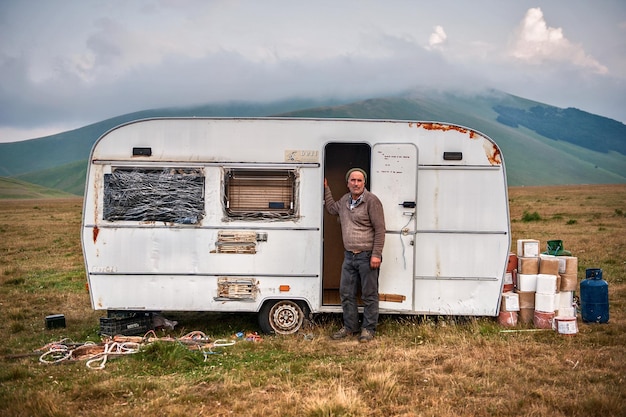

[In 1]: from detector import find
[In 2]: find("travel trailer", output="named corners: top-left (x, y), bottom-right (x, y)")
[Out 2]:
top-left (81, 118), bottom-right (510, 334)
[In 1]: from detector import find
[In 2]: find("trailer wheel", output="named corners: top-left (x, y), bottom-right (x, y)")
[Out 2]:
top-left (258, 300), bottom-right (309, 335)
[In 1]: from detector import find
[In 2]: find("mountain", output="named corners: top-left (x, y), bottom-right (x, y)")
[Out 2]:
top-left (280, 90), bottom-right (626, 186)
top-left (0, 98), bottom-right (346, 178)
top-left (0, 89), bottom-right (624, 197)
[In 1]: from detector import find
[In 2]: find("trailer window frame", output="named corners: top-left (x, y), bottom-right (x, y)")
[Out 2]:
top-left (103, 167), bottom-right (205, 224)
top-left (224, 168), bottom-right (298, 220)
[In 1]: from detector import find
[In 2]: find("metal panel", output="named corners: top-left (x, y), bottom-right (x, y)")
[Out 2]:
top-left (371, 143), bottom-right (418, 231)
top-left (86, 228), bottom-right (321, 276)
top-left (414, 233), bottom-right (508, 279)
top-left (416, 168), bottom-right (508, 231)
top-left (88, 275), bottom-right (320, 311)
top-left (413, 280), bottom-right (501, 316)
top-left (371, 143), bottom-right (418, 312)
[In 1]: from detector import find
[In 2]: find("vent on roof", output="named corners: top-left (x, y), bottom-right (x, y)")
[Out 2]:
top-left (132, 147), bottom-right (152, 156)
top-left (443, 152), bottom-right (463, 161)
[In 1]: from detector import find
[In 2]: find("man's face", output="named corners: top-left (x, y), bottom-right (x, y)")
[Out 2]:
top-left (347, 171), bottom-right (365, 196)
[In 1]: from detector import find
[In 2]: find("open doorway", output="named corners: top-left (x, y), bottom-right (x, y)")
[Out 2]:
top-left (322, 142), bottom-right (371, 305)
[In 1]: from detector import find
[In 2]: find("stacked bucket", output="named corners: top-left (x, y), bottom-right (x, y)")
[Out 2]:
top-left (500, 239), bottom-right (579, 334)
top-left (498, 253), bottom-right (520, 326)
top-left (534, 256), bottom-right (560, 329)
top-left (516, 240), bottom-right (539, 324)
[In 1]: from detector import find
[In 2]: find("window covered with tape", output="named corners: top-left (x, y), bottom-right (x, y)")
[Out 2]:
top-left (224, 169), bottom-right (297, 219)
top-left (104, 168), bottom-right (205, 223)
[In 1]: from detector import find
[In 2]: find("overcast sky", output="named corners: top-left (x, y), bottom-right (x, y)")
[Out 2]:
top-left (1, 0), bottom-right (625, 143)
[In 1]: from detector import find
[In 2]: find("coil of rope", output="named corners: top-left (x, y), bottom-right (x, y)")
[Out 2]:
top-left (36, 331), bottom-right (237, 369)
top-left (85, 341), bottom-right (142, 370)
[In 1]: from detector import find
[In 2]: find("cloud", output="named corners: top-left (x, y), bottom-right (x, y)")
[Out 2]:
top-left (0, 125), bottom-right (79, 143)
top-left (0, 1), bottom-right (624, 143)
top-left (511, 7), bottom-right (608, 74)
top-left (427, 26), bottom-right (447, 50)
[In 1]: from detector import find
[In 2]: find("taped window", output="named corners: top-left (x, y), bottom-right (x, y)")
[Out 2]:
top-left (224, 169), bottom-right (297, 219)
top-left (104, 168), bottom-right (205, 223)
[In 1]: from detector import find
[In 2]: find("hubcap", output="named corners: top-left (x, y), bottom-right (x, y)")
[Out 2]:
top-left (271, 302), bottom-right (303, 334)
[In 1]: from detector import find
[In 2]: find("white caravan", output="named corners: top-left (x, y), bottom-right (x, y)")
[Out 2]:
top-left (81, 118), bottom-right (511, 334)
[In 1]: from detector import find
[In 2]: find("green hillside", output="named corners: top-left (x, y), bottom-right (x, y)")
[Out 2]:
top-left (0, 177), bottom-right (78, 199)
top-left (278, 91), bottom-right (626, 186)
top-left (14, 160), bottom-right (88, 196)
top-left (0, 98), bottom-right (347, 177)
top-left (1, 89), bottom-right (624, 197)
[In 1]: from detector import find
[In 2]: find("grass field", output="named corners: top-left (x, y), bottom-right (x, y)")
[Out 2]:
top-left (1, 185), bottom-right (625, 417)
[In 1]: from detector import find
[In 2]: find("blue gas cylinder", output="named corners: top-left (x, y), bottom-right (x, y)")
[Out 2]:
top-left (580, 268), bottom-right (609, 323)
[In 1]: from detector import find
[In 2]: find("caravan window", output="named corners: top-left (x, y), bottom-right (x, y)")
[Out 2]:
top-left (103, 168), bottom-right (205, 224)
top-left (224, 169), bottom-right (297, 219)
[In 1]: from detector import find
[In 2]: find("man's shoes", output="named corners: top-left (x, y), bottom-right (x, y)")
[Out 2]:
top-left (331, 327), bottom-right (357, 340)
top-left (358, 328), bottom-right (374, 343)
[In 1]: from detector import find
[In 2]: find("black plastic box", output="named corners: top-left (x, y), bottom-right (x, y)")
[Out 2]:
top-left (45, 314), bottom-right (66, 329)
top-left (99, 314), bottom-right (153, 336)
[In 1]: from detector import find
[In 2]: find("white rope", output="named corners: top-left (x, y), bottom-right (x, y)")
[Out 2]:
top-left (200, 339), bottom-right (236, 361)
top-left (39, 347), bottom-right (72, 364)
top-left (85, 341), bottom-right (141, 370)
top-left (37, 332), bottom-right (237, 369)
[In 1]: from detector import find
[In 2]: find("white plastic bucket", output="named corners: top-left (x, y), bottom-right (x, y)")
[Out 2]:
top-left (518, 274), bottom-right (538, 292)
top-left (557, 307), bottom-right (576, 317)
top-left (554, 316), bottom-right (578, 335)
top-left (535, 292), bottom-right (556, 313)
top-left (536, 274), bottom-right (557, 294)
top-left (559, 291), bottom-right (574, 308)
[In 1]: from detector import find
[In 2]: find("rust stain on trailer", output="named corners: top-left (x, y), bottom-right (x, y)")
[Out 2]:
top-left (409, 122), bottom-right (475, 138)
top-left (409, 122), bottom-right (501, 165)
top-left (93, 226), bottom-right (100, 243)
top-left (484, 142), bottom-right (502, 166)
top-left (93, 166), bottom-right (101, 229)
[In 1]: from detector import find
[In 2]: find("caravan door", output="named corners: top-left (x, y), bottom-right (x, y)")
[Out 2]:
top-left (371, 143), bottom-right (418, 312)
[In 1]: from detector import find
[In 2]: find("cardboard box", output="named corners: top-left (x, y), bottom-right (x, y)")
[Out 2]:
top-left (517, 239), bottom-right (540, 257)
top-left (518, 257), bottom-right (539, 274)
top-left (516, 291), bottom-right (536, 308)
top-left (501, 292), bottom-right (520, 312)
top-left (539, 256), bottom-right (560, 275)
top-left (560, 273), bottom-right (578, 291)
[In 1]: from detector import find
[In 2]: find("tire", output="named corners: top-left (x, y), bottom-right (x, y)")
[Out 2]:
top-left (258, 300), bottom-right (309, 335)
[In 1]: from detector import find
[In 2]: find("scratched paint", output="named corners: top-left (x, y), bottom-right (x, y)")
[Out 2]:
top-left (92, 166), bottom-right (101, 229)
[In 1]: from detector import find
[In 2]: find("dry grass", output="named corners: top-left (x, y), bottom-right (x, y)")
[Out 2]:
top-left (1, 186), bottom-right (625, 417)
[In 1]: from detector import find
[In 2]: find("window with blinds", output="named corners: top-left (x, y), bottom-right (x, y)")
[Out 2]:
top-left (224, 169), bottom-right (296, 218)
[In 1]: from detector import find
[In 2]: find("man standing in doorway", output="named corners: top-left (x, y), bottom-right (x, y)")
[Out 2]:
top-left (324, 168), bottom-right (386, 343)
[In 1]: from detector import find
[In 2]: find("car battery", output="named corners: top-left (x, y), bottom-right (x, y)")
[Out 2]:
top-left (45, 314), bottom-right (66, 329)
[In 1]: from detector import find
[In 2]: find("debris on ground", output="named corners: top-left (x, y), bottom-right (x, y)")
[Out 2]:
top-left (31, 330), bottom-right (240, 369)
